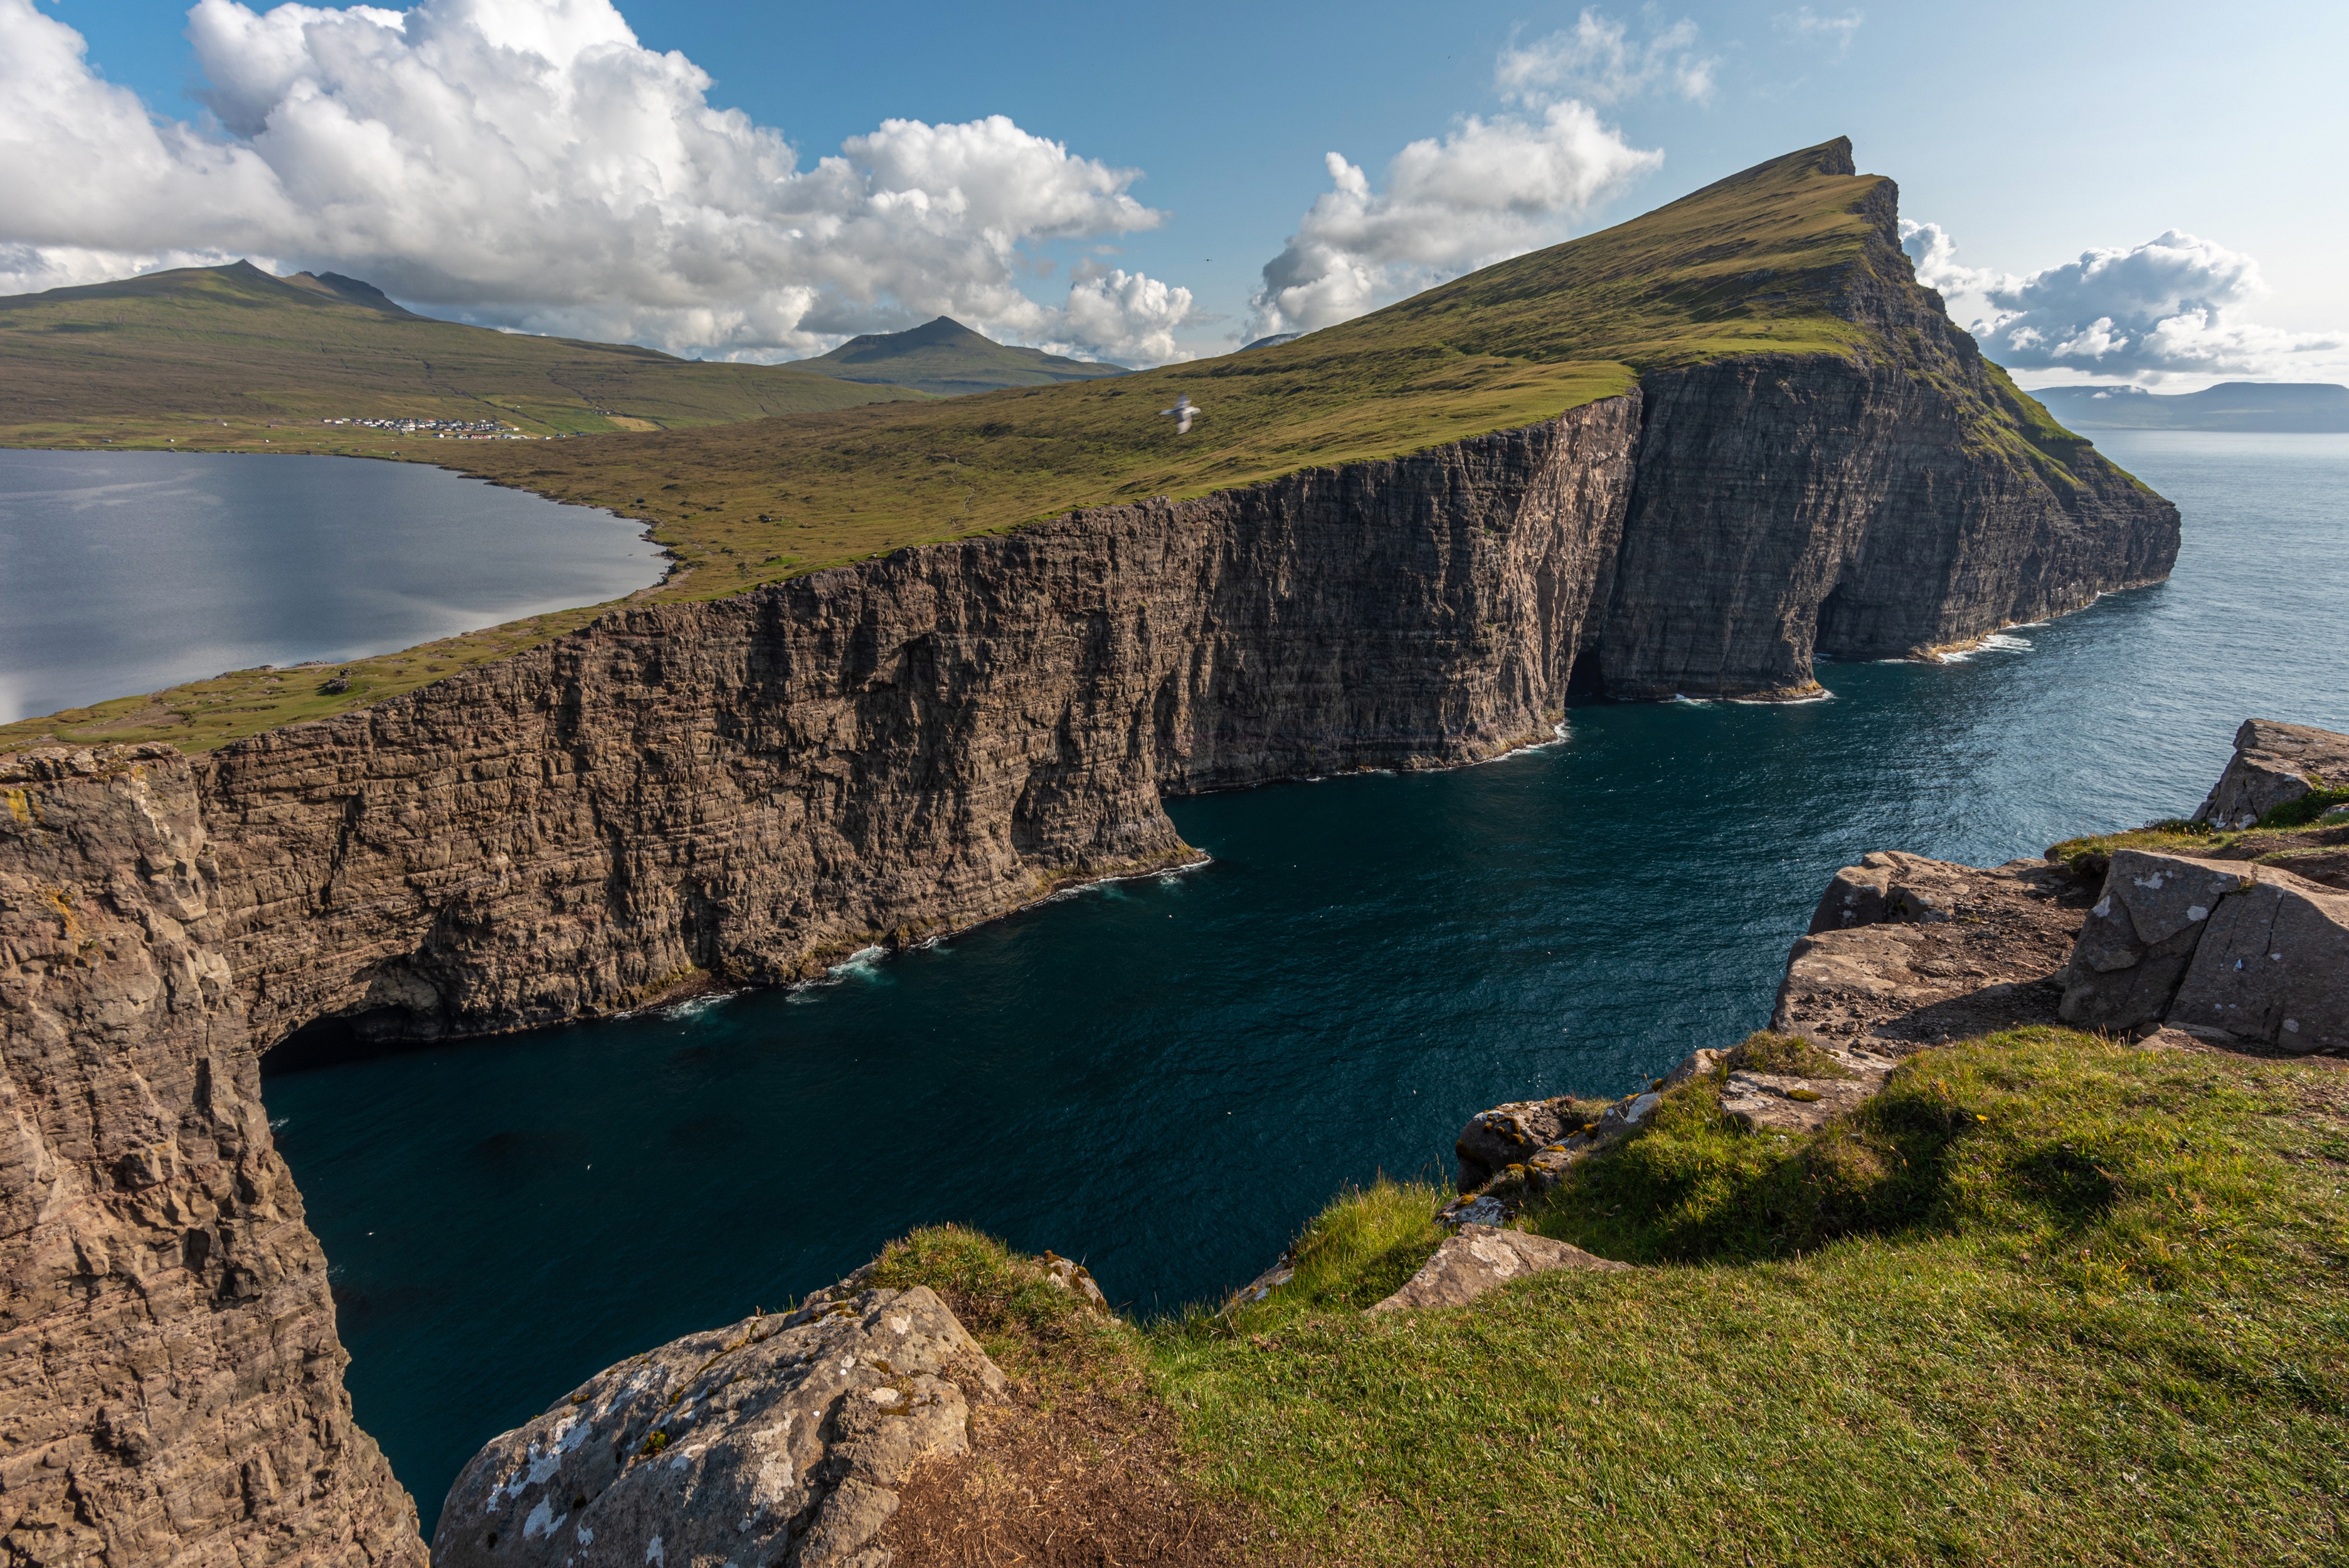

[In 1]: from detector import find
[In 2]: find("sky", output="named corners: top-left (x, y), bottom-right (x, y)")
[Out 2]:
top-left (6, 0), bottom-right (2345, 388)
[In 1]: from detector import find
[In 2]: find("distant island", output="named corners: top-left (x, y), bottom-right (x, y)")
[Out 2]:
top-left (2030, 380), bottom-right (2349, 433)
top-left (793, 314), bottom-right (1129, 396)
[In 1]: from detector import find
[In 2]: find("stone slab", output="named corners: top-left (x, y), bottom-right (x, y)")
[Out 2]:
top-left (1369, 1224), bottom-right (1630, 1313)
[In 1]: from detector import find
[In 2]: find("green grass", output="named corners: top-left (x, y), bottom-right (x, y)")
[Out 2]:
top-left (2, 139), bottom-right (2119, 756)
top-left (0, 259), bottom-right (926, 442)
top-left (878, 1029), bottom-right (2349, 1565)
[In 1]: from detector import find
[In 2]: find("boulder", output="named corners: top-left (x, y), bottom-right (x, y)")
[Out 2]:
top-left (2168, 872), bottom-right (2349, 1051)
top-left (2059, 847), bottom-right (2349, 1052)
top-left (2058, 850), bottom-right (2251, 1031)
top-left (432, 1284), bottom-right (1002, 1568)
top-left (1454, 1096), bottom-right (1588, 1192)
top-left (1367, 1224), bottom-right (1629, 1313)
top-left (2194, 718), bottom-right (2349, 828)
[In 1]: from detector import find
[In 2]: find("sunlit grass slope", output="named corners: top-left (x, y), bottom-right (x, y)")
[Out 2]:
top-left (0, 260), bottom-right (926, 444)
top-left (876, 1029), bottom-right (2349, 1565)
top-left (4, 138), bottom-right (2082, 753)
top-left (442, 137), bottom-right (1894, 600)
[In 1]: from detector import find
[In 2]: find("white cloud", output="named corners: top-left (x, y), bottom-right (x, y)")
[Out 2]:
top-left (1774, 8), bottom-right (1865, 54)
top-left (1901, 218), bottom-right (2345, 380)
top-left (0, 0), bottom-right (1197, 363)
top-left (1497, 9), bottom-right (1715, 107)
top-left (1246, 101), bottom-right (1658, 338)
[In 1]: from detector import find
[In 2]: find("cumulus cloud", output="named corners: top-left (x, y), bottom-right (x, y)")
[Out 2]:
top-left (1246, 99), bottom-right (1658, 339)
top-left (1496, 10), bottom-right (1716, 107)
top-left (1900, 218), bottom-right (2344, 379)
top-left (0, 0), bottom-right (1196, 363)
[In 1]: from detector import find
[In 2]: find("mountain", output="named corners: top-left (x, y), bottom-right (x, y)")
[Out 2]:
top-left (0, 260), bottom-right (926, 439)
top-left (2030, 381), bottom-right (2349, 432)
top-left (793, 315), bottom-right (1128, 395)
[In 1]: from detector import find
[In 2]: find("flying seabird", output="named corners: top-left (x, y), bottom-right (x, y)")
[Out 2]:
top-left (1158, 395), bottom-right (1201, 435)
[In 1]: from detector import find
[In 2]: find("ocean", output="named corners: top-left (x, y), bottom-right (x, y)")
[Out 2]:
top-left (255, 429), bottom-right (2349, 1524)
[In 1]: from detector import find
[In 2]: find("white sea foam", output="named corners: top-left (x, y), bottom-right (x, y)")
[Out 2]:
top-left (1729, 689), bottom-right (1835, 706)
top-left (1941, 631), bottom-right (2034, 663)
top-left (658, 990), bottom-right (741, 1020)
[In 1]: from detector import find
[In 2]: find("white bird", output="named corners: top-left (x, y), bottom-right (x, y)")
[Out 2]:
top-left (1158, 395), bottom-right (1201, 435)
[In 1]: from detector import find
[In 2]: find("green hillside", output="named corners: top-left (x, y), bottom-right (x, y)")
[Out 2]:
top-left (0, 260), bottom-right (926, 444)
top-left (439, 137), bottom-right (1921, 590)
top-left (3, 138), bottom-right (2087, 755)
top-left (797, 315), bottom-right (1130, 395)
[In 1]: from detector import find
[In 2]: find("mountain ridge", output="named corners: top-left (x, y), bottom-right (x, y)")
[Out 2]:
top-left (2031, 379), bottom-right (2349, 432)
top-left (794, 313), bottom-right (1130, 395)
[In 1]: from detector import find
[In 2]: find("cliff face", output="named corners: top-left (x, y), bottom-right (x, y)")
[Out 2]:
top-left (0, 748), bottom-right (421, 1567)
top-left (197, 396), bottom-right (1641, 1044)
top-left (0, 154), bottom-right (2187, 1566)
top-left (1589, 176), bottom-right (2178, 698)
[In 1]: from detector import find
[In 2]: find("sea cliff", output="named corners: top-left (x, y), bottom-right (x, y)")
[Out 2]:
top-left (1, 144), bottom-right (2183, 1565)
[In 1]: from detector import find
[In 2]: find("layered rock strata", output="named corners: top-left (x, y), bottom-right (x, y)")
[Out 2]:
top-left (0, 747), bottom-right (421, 1567)
top-left (1586, 164), bottom-right (2177, 698)
top-left (195, 396), bottom-right (1645, 1047)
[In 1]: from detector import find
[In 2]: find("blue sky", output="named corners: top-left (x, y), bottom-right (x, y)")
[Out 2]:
top-left (13, 0), bottom-right (2346, 385)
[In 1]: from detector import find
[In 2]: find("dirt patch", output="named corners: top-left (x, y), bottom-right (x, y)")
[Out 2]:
top-left (881, 1367), bottom-right (1251, 1567)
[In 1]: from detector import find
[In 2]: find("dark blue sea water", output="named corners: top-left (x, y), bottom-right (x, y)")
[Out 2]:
top-left (0, 450), bottom-right (662, 722)
top-left (259, 430), bottom-right (2349, 1525)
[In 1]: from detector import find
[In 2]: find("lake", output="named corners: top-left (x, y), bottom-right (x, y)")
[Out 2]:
top-left (0, 449), bottom-right (663, 723)
top-left (258, 430), bottom-right (2349, 1525)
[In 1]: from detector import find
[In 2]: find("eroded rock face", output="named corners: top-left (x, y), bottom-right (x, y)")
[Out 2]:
top-left (2195, 719), bottom-right (2349, 828)
top-left (432, 1285), bottom-right (1001, 1568)
top-left (1590, 173), bottom-right (2177, 700)
top-left (2060, 849), bottom-right (2349, 1051)
top-left (0, 748), bottom-right (421, 1567)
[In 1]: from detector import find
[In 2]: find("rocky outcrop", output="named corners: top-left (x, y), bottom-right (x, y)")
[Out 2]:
top-left (2194, 719), bottom-right (2349, 827)
top-left (1367, 1225), bottom-right (1628, 1314)
top-left (433, 1283), bottom-right (1002, 1568)
top-left (0, 748), bottom-right (420, 1568)
top-left (1774, 852), bottom-right (2088, 1046)
top-left (2059, 849), bottom-right (2349, 1051)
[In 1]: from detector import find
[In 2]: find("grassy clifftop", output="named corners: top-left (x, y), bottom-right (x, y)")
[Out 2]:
top-left (1, 138), bottom-right (2094, 753)
top-left (440, 138), bottom-right (1896, 596)
top-left (866, 1027), bottom-right (2349, 1565)
top-left (0, 260), bottom-right (926, 443)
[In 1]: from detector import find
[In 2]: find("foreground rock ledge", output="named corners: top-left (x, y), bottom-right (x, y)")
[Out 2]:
top-left (433, 1284), bottom-right (1002, 1568)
